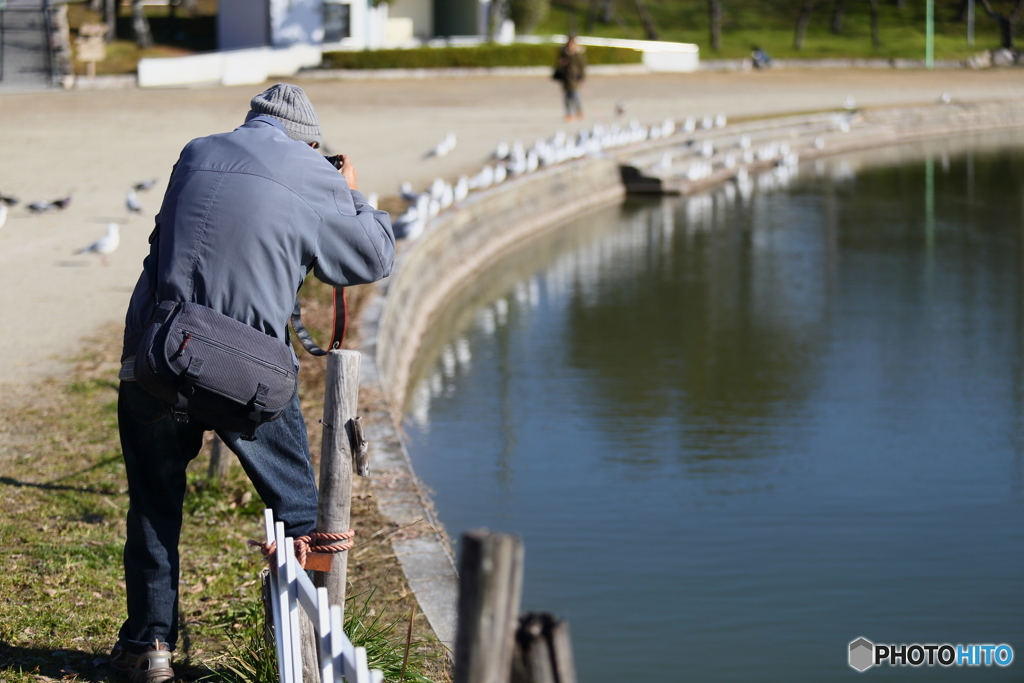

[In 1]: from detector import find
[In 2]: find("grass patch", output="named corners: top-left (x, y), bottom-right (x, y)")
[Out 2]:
top-left (0, 279), bottom-right (450, 682)
top-left (322, 43), bottom-right (642, 69)
top-left (206, 587), bottom-right (435, 683)
top-left (536, 0), bottom-right (1004, 60)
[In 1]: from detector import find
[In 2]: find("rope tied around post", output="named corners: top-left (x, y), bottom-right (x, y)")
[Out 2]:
top-left (247, 529), bottom-right (355, 570)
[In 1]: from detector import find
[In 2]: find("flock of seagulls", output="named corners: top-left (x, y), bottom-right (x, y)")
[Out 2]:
top-left (0, 178), bottom-right (158, 266)
top-left (394, 112), bottom-right (731, 239)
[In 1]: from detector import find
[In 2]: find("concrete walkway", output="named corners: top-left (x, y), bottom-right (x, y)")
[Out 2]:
top-left (1, 68), bottom-right (1023, 388)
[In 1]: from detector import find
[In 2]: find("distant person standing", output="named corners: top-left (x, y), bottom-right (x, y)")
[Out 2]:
top-left (555, 34), bottom-right (587, 121)
top-left (751, 46), bottom-right (772, 70)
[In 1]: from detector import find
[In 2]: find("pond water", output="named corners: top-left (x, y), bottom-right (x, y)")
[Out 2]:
top-left (402, 131), bottom-right (1024, 682)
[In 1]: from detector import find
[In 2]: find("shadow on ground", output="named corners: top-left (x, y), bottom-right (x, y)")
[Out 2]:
top-left (0, 641), bottom-right (222, 682)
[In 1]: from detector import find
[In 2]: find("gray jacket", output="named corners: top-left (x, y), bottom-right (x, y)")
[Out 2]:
top-left (121, 115), bottom-right (394, 361)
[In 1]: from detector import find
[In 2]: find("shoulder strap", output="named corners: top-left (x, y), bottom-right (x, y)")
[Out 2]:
top-left (291, 287), bottom-right (347, 357)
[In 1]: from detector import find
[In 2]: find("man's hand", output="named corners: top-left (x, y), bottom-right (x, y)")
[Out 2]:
top-left (338, 154), bottom-right (358, 191)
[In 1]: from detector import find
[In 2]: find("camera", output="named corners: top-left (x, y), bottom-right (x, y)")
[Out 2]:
top-left (323, 154), bottom-right (343, 170)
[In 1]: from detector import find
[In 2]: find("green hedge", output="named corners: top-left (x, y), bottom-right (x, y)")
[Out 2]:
top-left (320, 43), bottom-right (642, 70)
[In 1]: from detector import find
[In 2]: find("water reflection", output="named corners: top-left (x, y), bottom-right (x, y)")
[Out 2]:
top-left (403, 130), bottom-right (1024, 682)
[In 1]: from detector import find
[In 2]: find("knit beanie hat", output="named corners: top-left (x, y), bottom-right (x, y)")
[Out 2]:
top-left (245, 83), bottom-right (323, 146)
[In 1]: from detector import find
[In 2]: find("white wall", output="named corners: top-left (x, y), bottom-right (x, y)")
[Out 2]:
top-left (388, 0), bottom-right (432, 39)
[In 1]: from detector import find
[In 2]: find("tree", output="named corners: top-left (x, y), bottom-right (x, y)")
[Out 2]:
top-left (709, 0), bottom-right (723, 49)
top-left (868, 0), bottom-right (881, 47)
top-left (633, 0), bottom-right (659, 39)
top-left (794, 0), bottom-right (816, 48)
top-left (831, 0), bottom-right (846, 33)
top-left (978, 0), bottom-right (1024, 47)
top-left (131, 0), bottom-right (153, 48)
top-left (508, 0), bottom-right (550, 34)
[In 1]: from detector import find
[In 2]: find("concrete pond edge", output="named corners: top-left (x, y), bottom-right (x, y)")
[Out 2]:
top-left (354, 98), bottom-right (1024, 656)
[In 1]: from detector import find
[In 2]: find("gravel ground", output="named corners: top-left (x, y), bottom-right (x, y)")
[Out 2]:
top-left (1, 68), bottom-right (1023, 389)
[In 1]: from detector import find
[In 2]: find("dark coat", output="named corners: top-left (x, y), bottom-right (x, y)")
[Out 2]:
top-left (122, 115), bottom-right (394, 360)
top-left (558, 45), bottom-right (587, 91)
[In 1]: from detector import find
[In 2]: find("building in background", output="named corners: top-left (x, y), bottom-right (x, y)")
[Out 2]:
top-left (218, 0), bottom-right (497, 51)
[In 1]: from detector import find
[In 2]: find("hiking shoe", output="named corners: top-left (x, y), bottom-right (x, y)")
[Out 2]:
top-left (109, 639), bottom-right (174, 683)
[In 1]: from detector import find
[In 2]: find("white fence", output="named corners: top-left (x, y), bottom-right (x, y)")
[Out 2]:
top-left (262, 508), bottom-right (383, 683)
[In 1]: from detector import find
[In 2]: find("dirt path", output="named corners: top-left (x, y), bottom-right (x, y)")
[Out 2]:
top-left (1, 68), bottom-right (1023, 388)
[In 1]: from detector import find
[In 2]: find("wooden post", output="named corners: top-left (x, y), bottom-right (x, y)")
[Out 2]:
top-left (454, 530), bottom-right (524, 683)
top-left (298, 609), bottom-right (319, 683)
top-left (207, 435), bottom-right (232, 483)
top-left (511, 613), bottom-right (578, 683)
top-left (314, 350), bottom-right (361, 612)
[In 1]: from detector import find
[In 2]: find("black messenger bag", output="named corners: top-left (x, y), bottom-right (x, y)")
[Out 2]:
top-left (134, 300), bottom-right (298, 441)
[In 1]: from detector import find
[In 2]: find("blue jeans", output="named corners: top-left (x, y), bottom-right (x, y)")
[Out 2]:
top-left (563, 88), bottom-right (582, 117)
top-left (116, 380), bottom-right (318, 652)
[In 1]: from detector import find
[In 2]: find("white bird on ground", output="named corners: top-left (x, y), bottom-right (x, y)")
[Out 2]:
top-left (28, 195), bottom-right (71, 213)
top-left (653, 152), bottom-right (673, 172)
top-left (394, 207), bottom-right (424, 241)
top-left (133, 178), bottom-right (158, 192)
top-left (399, 181), bottom-right (420, 203)
top-left (715, 113), bottom-right (727, 128)
top-left (453, 176), bottom-right (469, 203)
top-left (683, 117), bottom-right (697, 134)
top-left (470, 165), bottom-right (495, 190)
top-left (700, 115), bottom-right (714, 130)
top-left (0, 204), bottom-right (7, 230)
top-left (814, 137), bottom-right (825, 149)
top-left (439, 183), bottom-right (454, 210)
top-left (738, 135), bottom-right (751, 149)
top-left (843, 95), bottom-right (857, 110)
top-left (701, 140), bottom-right (714, 158)
top-left (426, 132), bottom-right (457, 158)
top-left (76, 223), bottom-right (120, 266)
top-left (493, 140), bottom-right (510, 160)
top-left (126, 189), bottom-right (143, 214)
top-left (493, 163), bottom-right (507, 185)
top-left (429, 177), bottom-right (447, 200)
top-left (939, 92), bottom-right (952, 104)
top-left (525, 150), bottom-right (540, 173)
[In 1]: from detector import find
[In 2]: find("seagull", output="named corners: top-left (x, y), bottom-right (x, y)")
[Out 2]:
top-left (653, 152), bottom-right (673, 172)
top-left (939, 92), bottom-right (952, 104)
top-left (0, 194), bottom-right (18, 207)
top-left (843, 95), bottom-right (857, 110)
top-left (399, 181), bottom-right (421, 203)
top-left (453, 176), bottom-right (469, 203)
top-left (75, 223), bottom-right (120, 266)
top-left (27, 195), bottom-right (71, 213)
top-left (133, 178), bottom-right (158, 192)
top-left (0, 204), bottom-right (7, 230)
top-left (615, 100), bottom-right (628, 117)
top-left (126, 189), bottom-right (143, 214)
top-left (425, 132), bottom-right (457, 159)
top-left (27, 201), bottom-right (52, 213)
top-left (493, 140), bottom-right (510, 160)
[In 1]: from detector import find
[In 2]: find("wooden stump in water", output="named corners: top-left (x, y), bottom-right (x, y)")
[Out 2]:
top-left (454, 530), bottom-right (524, 683)
top-left (511, 613), bottom-right (578, 683)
